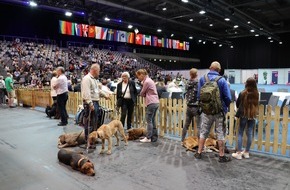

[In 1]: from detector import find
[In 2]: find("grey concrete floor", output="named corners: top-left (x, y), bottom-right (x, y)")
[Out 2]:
top-left (0, 106), bottom-right (290, 190)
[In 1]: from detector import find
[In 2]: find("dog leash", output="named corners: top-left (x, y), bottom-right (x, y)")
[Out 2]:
top-left (86, 109), bottom-right (92, 154)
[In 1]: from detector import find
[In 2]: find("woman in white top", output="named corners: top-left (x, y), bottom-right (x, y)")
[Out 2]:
top-left (116, 72), bottom-right (137, 130)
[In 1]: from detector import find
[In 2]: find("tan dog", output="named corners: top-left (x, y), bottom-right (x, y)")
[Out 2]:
top-left (183, 136), bottom-right (199, 151)
top-left (88, 120), bottom-right (128, 155)
top-left (183, 135), bottom-right (226, 153)
top-left (126, 127), bottom-right (147, 140)
top-left (58, 131), bottom-right (85, 148)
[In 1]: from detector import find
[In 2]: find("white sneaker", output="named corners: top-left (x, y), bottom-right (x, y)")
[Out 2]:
top-left (140, 137), bottom-right (151, 143)
top-left (242, 151), bottom-right (250, 159)
top-left (232, 152), bottom-right (242, 160)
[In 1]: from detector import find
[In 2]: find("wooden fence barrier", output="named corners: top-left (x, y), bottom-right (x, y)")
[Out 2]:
top-left (16, 89), bottom-right (290, 157)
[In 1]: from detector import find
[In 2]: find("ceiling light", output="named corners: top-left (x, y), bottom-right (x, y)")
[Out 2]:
top-left (157, 28), bottom-right (162, 32)
top-left (181, 0), bottom-right (189, 3)
top-left (104, 17), bottom-right (110, 21)
top-left (65, 11), bottom-right (72, 17)
top-left (203, 41), bottom-right (206, 44)
top-left (235, 31), bottom-right (238, 34)
top-left (270, 40), bottom-right (274, 43)
top-left (250, 29), bottom-right (255, 33)
top-left (134, 28), bottom-right (139, 34)
top-left (268, 37), bottom-right (271, 40)
top-left (162, 7), bottom-right (167, 11)
top-left (159, 59), bottom-right (162, 62)
top-left (198, 40), bottom-right (202, 43)
top-left (169, 60), bottom-right (172, 62)
top-left (213, 41), bottom-right (216, 44)
top-left (189, 18), bottom-right (193, 22)
top-left (230, 45), bottom-right (234, 48)
top-left (174, 60), bottom-right (177, 62)
top-left (247, 21), bottom-right (251, 24)
top-left (170, 33), bottom-right (174, 37)
top-left (260, 28), bottom-right (263, 30)
top-left (255, 34), bottom-right (259, 37)
top-left (128, 24), bottom-right (133, 29)
top-left (189, 36), bottom-right (193, 39)
top-left (219, 44), bottom-right (223, 47)
top-left (279, 42), bottom-right (283, 44)
top-left (29, 1), bottom-right (37, 7)
top-left (154, 59), bottom-right (156, 61)
top-left (233, 25), bottom-right (239, 28)
top-left (81, 12), bottom-right (85, 15)
top-left (199, 10), bottom-right (206, 15)
top-left (209, 23), bottom-right (213, 27)
top-left (224, 18), bottom-right (230, 21)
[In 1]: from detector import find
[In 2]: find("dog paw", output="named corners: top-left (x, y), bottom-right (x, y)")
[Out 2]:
top-left (125, 142), bottom-right (128, 146)
top-left (107, 151), bottom-right (112, 155)
top-left (100, 150), bottom-right (105, 154)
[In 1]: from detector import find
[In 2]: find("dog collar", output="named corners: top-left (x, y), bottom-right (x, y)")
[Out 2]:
top-left (77, 158), bottom-right (88, 167)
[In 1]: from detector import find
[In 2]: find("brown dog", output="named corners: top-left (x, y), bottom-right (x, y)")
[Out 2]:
top-left (58, 131), bottom-right (85, 148)
top-left (126, 127), bottom-right (147, 140)
top-left (57, 149), bottom-right (95, 176)
top-left (183, 136), bottom-right (199, 151)
top-left (88, 120), bottom-right (128, 155)
top-left (183, 136), bottom-right (227, 153)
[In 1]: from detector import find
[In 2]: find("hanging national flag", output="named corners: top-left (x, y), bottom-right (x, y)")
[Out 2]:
top-left (157, 38), bottom-right (162, 47)
top-left (127, 32), bottom-right (134, 43)
top-left (185, 41), bottom-right (190, 50)
top-left (107, 29), bottom-right (115, 41)
top-left (59, 21), bottom-right (74, 35)
top-left (151, 36), bottom-right (158, 47)
top-left (82, 24), bottom-right (88, 37)
top-left (135, 33), bottom-right (143, 45)
top-left (59, 20), bottom-right (66, 34)
top-left (161, 38), bottom-right (166, 48)
top-left (88, 26), bottom-right (95, 38)
top-left (118, 30), bottom-right (127, 42)
top-left (95, 26), bottom-right (102, 39)
top-left (176, 40), bottom-right (180, 49)
top-left (101, 28), bottom-right (108, 40)
top-left (144, 35), bottom-right (151, 46)
top-left (168, 39), bottom-right (172, 48)
top-left (179, 42), bottom-right (184, 50)
top-left (172, 40), bottom-right (177, 49)
top-left (74, 23), bottom-right (82, 37)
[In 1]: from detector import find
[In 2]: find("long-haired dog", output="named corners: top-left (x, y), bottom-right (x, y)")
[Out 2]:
top-left (88, 120), bottom-right (128, 155)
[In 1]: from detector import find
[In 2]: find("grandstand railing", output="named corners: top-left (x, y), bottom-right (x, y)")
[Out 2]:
top-left (0, 35), bottom-right (56, 45)
top-left (16, 89), bottom-right (290, 158)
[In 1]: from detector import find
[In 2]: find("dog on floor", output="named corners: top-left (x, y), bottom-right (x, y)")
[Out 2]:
top-left (88, 120), bottom-right (128, 155)
top-left (57, 149), bottom-right (95, 176)
top-left (126, 127), bottom-right (147, 140)
top-left (58, 131), bottom-right (85, 148)
top-left (182, 135), bottom-right (221, 153)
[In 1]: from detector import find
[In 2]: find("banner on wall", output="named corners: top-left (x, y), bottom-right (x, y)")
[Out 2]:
top-left (228, 71), bottom-right (236, 84)
top-left (288, 71), bottom-right (290, 84)
top-left (272, 71), bottom-right (278, 84)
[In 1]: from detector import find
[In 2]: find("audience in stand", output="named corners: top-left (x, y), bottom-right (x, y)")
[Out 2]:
top-left (117, 72), bottom-right (137, 130)
top-left (232, 77), bottom-right (259, 160)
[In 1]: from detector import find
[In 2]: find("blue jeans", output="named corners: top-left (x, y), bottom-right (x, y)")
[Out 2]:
top-left (146, 103), bottom-right (159, 141)
top-left (238, 117), bottom-right (255, 152)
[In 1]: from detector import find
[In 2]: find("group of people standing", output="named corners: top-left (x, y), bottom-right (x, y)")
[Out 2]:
top-left (51, 61), bottom-right (259, 163)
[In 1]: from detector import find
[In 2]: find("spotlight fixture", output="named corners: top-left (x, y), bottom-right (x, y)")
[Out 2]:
top-left (65, 11), bottom-right (72, 17)
top-left (209, 23), bottom-right (213, 27)
top-left (181, 0), bottom-right (189, 3)
top-left (224, 18), bottom-right (230, 21)
top-left (219, 44), bottom-right (223, 47)
top-left (162, 7), bottom-right (167, 11)
top-left (203, 41), bottom-right (206, 44)
top-left (174, 60), bottom-right (177, 62)
top-left (255, 34), bottom-right (259, 37)
top-left (128, 24), bottom-right (133, 29)
top-left (81, 12), bottom-right (85, 15)
top-left (134, 28), bottom-right (139, 34)
top-left (279, 42), bottom-right (283, 44)
top-left (230, 45), bottom-right (234, 48)
top-left (270, 40), bottom-right (274, 43)
top-left (189, 18), bottom-right (193, 22)
top-left (260, 28), bottom-right (263, 30)
top-left (29, 1), bottom-right (37, 7)
top-left (250, 29), bottom-right (255, 33)
top-left (154, 59), bottom-right (156, 61)
top-left (104, 17), bottom-right (110, 21)
top-left (157, 28), bottom-right (162, 32)
top-left (268, 37), bottom-right (271, 40)
top-left (170, 33), bottom-right (174, 37)
top-left (169, 60), bottom-right (172, 62)
top-left (247, 21), bottom-right (251, 24)
top-left (189, 36), bottom-right (193, 39)
top-left (213, 41), bottom-right (216, 44)
top-left (198, 40), bottom-right (202, 43)
top-left (233, 25), bottom-right (239, 28)
top-left (159, 59), bottom-right (162, 62)
top-left (199, 10), bottom-right (206, 15)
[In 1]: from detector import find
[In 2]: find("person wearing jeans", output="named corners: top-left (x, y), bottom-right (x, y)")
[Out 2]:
top-left (136, 69), bottom-right (159, 143)
top-left (232, 77), bottom-right (259, 160)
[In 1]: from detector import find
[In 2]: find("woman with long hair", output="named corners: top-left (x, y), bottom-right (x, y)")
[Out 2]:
top-left (232, 77), bottom-right (259, 159)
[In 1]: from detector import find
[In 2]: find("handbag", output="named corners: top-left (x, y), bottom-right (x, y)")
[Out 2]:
top-left (117, 83), bottom-right (129, 107)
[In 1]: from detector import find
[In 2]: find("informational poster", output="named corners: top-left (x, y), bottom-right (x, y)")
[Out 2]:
top-left (228, 71), bottom-right (235, 84)
top-left (272, 71), bottom-right (278, 84)
top-left (288, 71), bottom-right (290, 84)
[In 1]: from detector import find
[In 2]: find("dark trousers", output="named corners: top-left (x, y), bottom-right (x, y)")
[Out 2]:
top-left (146, 103), bottom-right (159, 141)
top-left (57, 92), bottom-right (68, 124)
top-left (84, 101), bottom-right (99, 140)
top-left (120, 99), bottom-right (134, 129)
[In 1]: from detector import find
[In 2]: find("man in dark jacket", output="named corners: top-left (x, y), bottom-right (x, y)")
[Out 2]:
top-left (116, 72), bottom-right (137, 130)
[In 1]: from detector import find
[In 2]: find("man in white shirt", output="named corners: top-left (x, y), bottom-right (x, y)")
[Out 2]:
top-left (53, 67), bottom-right (68, 126)
top-left (81, 64), bottom-right (110, 141)
top-left (50, 71), bottom-right (58, 101)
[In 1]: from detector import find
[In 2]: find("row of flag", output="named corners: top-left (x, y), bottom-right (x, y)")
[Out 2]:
top-left (135, 34), bottom-right (190, 50)
top-left (59, 20), bottom-right (189, 50)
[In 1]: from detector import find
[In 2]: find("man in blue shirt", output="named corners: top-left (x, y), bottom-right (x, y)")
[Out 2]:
top-left (195, 61), bottom-right (232, 162)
